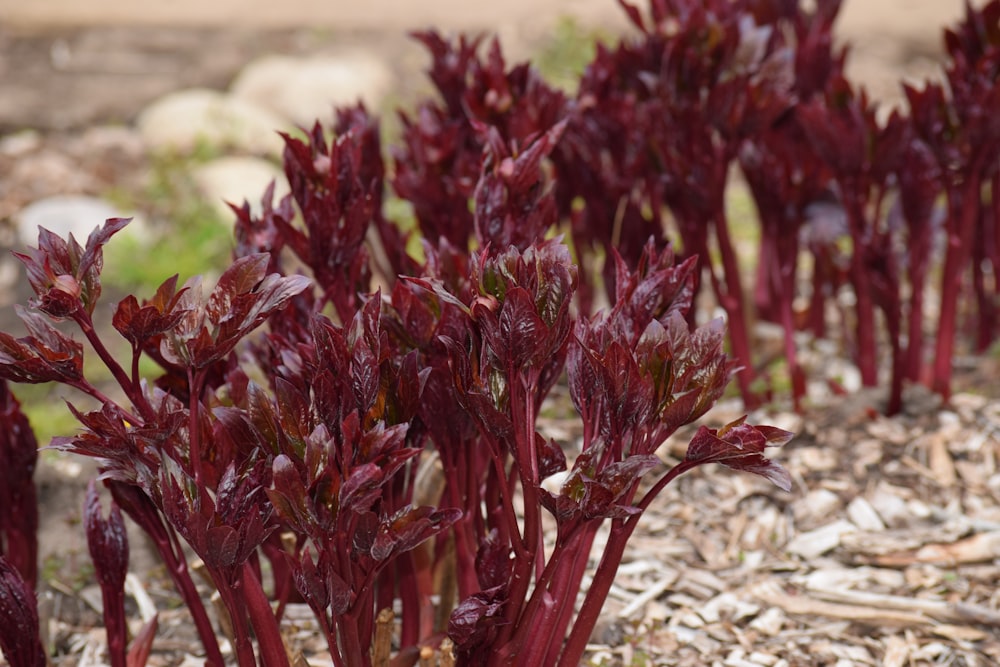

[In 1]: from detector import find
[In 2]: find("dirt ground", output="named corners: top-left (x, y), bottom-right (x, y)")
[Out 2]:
top-left (0, 0), bottom-right (986, 131)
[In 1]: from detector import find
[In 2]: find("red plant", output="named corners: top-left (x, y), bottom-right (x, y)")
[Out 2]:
top-left (84, 481), bottom-right (131, 667)
top-left (0, 173), bottom-right (788, 667)
top-left (0, 380), bottom-right (39, 590)
top-left (905, 0), bottom-right (1000, 399)
top-left (0, 555), bottom-right (46, 667)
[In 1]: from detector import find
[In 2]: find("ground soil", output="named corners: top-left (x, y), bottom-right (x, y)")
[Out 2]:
top-left (0, 0), bottom-right (985, 132)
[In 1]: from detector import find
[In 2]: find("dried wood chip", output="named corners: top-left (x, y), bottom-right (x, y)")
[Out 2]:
top-left (803, 585), bottom-right (1000, 626)
top-left (684, 526), bottom-right (727, 567)
top-left (785, 520), bottom-right (856, 559)
top-left (741, 505), bottom-right (784, 549)
top-left (125, 572), bottom-right (158, 623)
top-left (792, 446), bottom-right (839, 472)
top-left (911, 642), bottom-right (952, 660)
top-left (867, 482), bottom-right (915, 527)
top-left (913, 531), bottom-right (1000, 565)
top-left (950, 393), bottom-right (989, 413)
top-left (670, 608), bottom-right (707, 629)
top-left (899, 454), bottom-right (942, 484)
top-left (723, 647), bottom-right (766, 667)
top-left (881, 635), bottom-right (910, 667)
top-left (747, 650), bottom-right (780, 666)
top-left (796, 565), bottom-right (905, 591)
top-left (852, 438), bottom-right (885, 477)
top-left (699, 592), bottom-right (760, 624)
top-left (684, 567), bottom-right (727, 593)
top-left (866, 418), bottom-right (909, 444)
top-left (792, 488), bottom-right (842, 527)
top-left (748, 607), bottom-right (786, 636)
top-left (840, 521), bottom-right (973, 562)
top-left (846, 496), bottom-right (886, 531)
top-left (930, 624), bottom-right (989, 642)
top-left (955, 460), bottom-right (989, 487)
top-left (749, 581), bottom-right (930, 626)
top-left (927, 434), bottom-right (958, 486)
top-left (617, 570), bottom-right (679, 619)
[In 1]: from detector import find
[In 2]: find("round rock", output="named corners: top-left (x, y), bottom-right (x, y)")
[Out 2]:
top-left (14, 194), bottom-right (142, 249)
top-left (136, 88), bottom-right (287, 156)
top-left (192, 156), bottom-right (291, 221)
top-left (230, 52), bottom-right (392, 128)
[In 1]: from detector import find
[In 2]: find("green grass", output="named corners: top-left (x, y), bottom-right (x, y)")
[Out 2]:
top-left (104, 143), bottom-right (234, 295)
top-left (15, 384), bottom-right (84, 447)
top-left (534, 17), bottom-right (606, 94)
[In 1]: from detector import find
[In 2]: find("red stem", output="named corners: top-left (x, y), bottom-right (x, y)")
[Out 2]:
top-left (396, 550), bottom-right (422, 650)
top-left (503, 520), bottom-right (582, 659)
top-left (972, 208), bottom-right (997, 352)
top-left (67, 377), bottom-right (143, 427)
top-left (443, 453), bottom-right (479, 600)
top-left (109, 483), bottom-right (224, 666)
top-left (712, 208), bottom-right (759, 406)
top-left (212, 569), bottom-right (257, 666)
top-left (241, 561), bottom-right (292, 667)
top-left (904, 224), bottom-right (930, 383)
top-left (932, 175), bottom-right (983, 399)
top-left (557, 461), bottom-right (695, 667)
top-left (541, 523), bottom-right (601, 666)
top-left (74, 310), bottom-right (154, 421)
top-left (187, 368), bottom-right (205, 487)
top-left (99, 584), bottom-right (128, 667)
top-left (338, 608), bottom-right (367, 667)
top-left (488, 370), bottom-right (542, 664)
top-left (842, 190), bottom-right (879, 386)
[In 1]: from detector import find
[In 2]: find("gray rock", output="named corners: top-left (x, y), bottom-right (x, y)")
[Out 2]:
top-left (230, 52), bottom-right (392, 127)
top-left (192, 156), bottom-right (290, 221)
top-left (136, 88), bottom-right (287, 155)
top-left (14, 194), bottom-right (143, 248)
top-left (0, 130), bottom-right (42, 157)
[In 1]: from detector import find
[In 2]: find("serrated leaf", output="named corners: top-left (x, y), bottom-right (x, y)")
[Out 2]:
top-left (126, 614), bottom-right (158, 667)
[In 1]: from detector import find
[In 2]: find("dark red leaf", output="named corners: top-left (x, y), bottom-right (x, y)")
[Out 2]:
top-left (448, 586), bottom-right (508, 656)
top-left (684, 418), bottom-right (793, 491)
top-left (536, 434), bottom-right (567, 480)
top-left (371, 505), bottom-right (462, 562)
top-left (338, 463), bottom-right (384, 514)
top-left (126, 614), bottom-right (158, 667)
top-left (0, 307), bottom-right (84, 384)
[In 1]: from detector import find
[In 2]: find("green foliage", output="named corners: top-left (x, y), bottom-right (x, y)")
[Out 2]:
top-left (105, 145), bottom-right (233, 293)
top-left (534, 17), bottom-right (604, 93)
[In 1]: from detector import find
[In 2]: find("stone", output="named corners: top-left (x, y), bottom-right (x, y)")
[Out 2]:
top-left (0, 130), bottom-right (42, 157)
top-left (230, 52), bottom-right (392, 127)
top-left (192, 156), bottom-right (290, 221)
top-left (14, 194), bottom-right (142, 248)
top-left (136, 88), bottom-right (287, 155)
